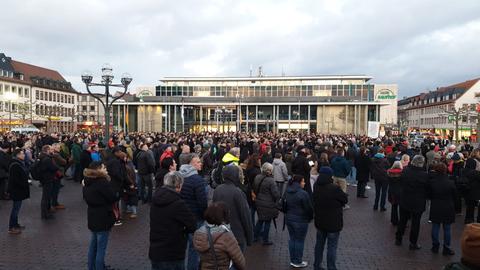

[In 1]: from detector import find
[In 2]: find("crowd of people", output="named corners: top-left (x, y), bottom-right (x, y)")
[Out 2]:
top-left (0, 131), bottom-right (479, 270)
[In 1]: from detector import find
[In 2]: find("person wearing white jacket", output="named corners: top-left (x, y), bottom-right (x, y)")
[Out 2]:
top-left (272, 153), bottom-right (289, 196)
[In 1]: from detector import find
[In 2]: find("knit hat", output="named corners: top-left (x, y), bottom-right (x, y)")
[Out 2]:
top-left (461, 223), bottom-right (480, 267)
top-left (319, 166), bottom-right (333, 176)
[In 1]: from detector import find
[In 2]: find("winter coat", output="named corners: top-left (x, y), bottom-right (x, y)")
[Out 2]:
top-left (38, 153), bottom-right (60, 184)
top-left (106, 156), bottom-right (128, 195)
top-left (252, 173), bottom-right (280, 221)
top-left (313, 173), bottom-right (348, 232)
top-left (428, 171), bottom-right (456, 224)
top-left (245, 166), bottom-right (261, 208)
top-left (155, 168), bottom-right (169, 188)
top-left (80, 150), bottom-right (93, 170)
top-left (71, 143), bottom-right (82, 164)
top-left (387, 168), bottom-right (402, 205)
top-left (137, 150), bottom-right (155, 175)
top-left (370, 154), bottom-right (389, 183)
top-left (212, 165), bottom-right (253, 247)
top-left (82, 168), bottom-right (118, 232)
top-left (7, 159), bottom-right (30, 201)
top-left (292, 153), bottom-right (310, 178)
top-left (0, 150), bottom-right (11, 180)
top-left (355, 154), bottom-right (371, 182)
top-left (399, 166), bottom-right (429, 213)
top-left (149, 186), bottom-right (197, 262)
top-left (330, 156), bottom-right (351, 178)
top-left (180, 164), bottom-right (208, 221)
top-left (272, 158), bottom-right (289, 183)
top-left (285, 182), bottom-right (313, 223)
top-left (464, 158), bottom-right (480, 201)
top-left (193, 224), bottom-right (246, 270)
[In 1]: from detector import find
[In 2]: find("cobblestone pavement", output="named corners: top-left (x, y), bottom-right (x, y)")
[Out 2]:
top-left (0, 180), bottom-right (465, 270)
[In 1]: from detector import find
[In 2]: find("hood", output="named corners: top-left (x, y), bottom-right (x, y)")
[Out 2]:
top-left (179, 164), bottom-right (198, 178)
top-left (194, 224), bottom-right (231, 253)
top-left (316, 173), bottom-right (333, 185)
top-left (153, 187), bottom-right (181, 207)
top-left (272, 158), bottom-right (283, 165)
top-left (222, 164), bottom-right (241, 186)
top-left (374, 153), bottom-right (385, 159)
top-left (222, 152), bottom-right (239, 165)
top-left (83, 168), bottom-right (110, 182)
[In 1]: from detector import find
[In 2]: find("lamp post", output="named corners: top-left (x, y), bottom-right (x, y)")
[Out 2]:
top-left (5, 92), bottom-right (18, 131)
top-left (81, 64), bottom-right (131, 144)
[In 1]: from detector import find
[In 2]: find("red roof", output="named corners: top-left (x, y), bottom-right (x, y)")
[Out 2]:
top-left (10, 60), bottom-right (66, 83)
top-left (438, 78), bottom-right (480, 92)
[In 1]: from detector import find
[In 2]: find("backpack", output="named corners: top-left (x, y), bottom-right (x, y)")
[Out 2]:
top-left (30, 158), bottom-right (42, 181)
top-left (209, 162), bottom-right (224, 189)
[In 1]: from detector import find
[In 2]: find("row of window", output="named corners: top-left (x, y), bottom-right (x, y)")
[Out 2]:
top-left (156, 84), bottom-right (374, 99)
top-left (36, 90), bottom-right (75, 104)
top-left (78, 105), bottom-right (96, 112)
top-left (1, 69), bottom-right (14, 78)
top-left (0, 83), bottom-right (30, 97)
top-left (410, 94), bottom-right (456, 107)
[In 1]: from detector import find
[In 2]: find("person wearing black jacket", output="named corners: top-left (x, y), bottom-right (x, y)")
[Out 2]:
top-left (395, 155), bottom-right (429, 250)
top-left (83, 161), bottom-right (118, 270)
top-left (154, 157), bottom-right (177, 188)
top-left (39, 145), bottom-right (60, 220)
top-left (0, 142), bottom-right (12, 200)
top-left (427, 163), bottom-right (456, 256)
top-left (106, 148), bottom-right (129, 225)
top-left (137, 143), bottom-right (156, 203)
top-left (150, 171), bottom-right (196, 270)
top-left (370, 149), bottom-right (390, 211)
top-left (7, 149), bottom-right (30, 234)
top-left (355, 147), bottom-right (370, 198)
top-left (464, 149), bottom-right (480, 224)
top-left (313, 166), bottom-right (348, 270)
top-left (292, 146), bottom-right (311, 190)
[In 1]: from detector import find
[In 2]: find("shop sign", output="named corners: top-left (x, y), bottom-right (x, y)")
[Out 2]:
top-left (376, 89), bottom-right (397, 100)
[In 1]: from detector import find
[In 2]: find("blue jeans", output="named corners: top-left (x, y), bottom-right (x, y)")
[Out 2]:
top-left (346, 166), bottom-right (357, 184)
top-left (286, 220), bottom-right (309, 264)
top-left (139, 173), bottom-right (153, 203)
top-left (9, 200), bottom-right (22, 229)
top-left (314, 230), bottom-right (340, 270)
top-left (432, 223), bottom-right (451, 248)
top-left (152, 260), bottom-right (185, 270)
top-left (186, 220), bottom-right (204, 270)
top-left (88, 231), bottom-right (110, 270)
top-left (254, 219), bottom-right (272, 243)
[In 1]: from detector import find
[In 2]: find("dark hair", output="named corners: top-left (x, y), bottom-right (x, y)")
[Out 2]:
top-left (246, 154), bottom-right (261, 169)
top-left (88, 161), bottom-right (104, 170)
top-left (274, 152), bottom-right (282, 159)
top-left (204, 202), bottom-right (230, 225)
top-left (12, 148), bottom-right (23, 157)
top-left (432, 162), bottom-right (447, 174)
top-left (161, 157), bottom-right (175, 169)
top-left (289, 174), bottom-right (304, 185)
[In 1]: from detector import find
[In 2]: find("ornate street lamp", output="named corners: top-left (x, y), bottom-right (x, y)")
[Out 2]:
top-left (81, 64), bottom-right (131, 143)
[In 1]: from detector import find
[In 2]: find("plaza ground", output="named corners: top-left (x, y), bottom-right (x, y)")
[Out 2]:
top-left (0, 181), bottom-right (465, 270)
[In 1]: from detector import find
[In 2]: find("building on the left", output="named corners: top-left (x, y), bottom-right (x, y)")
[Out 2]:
top-left (0, 53), bottom-right (77, 132)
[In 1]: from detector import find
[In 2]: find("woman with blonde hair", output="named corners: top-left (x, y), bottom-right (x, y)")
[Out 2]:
top-left (401, 154), bottom-right (410, 168)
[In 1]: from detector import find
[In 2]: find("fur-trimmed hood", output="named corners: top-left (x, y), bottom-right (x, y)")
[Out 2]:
top-left (83, 168), bottom-right (110, 181)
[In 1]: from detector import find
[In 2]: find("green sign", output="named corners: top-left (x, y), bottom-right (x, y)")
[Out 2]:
top-left (376, 89), bottom-right (397, 100)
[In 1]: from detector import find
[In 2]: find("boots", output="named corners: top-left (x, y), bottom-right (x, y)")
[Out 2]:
top-left (431, 244), bottom-right (439, 254)
top-left (442, 246), bottom-right (455, 256)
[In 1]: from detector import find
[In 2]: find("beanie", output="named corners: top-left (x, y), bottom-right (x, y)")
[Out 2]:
top-left (319, 166), bottom-right (333, 176)
top-left (461, 223), bottom-right (480, 267)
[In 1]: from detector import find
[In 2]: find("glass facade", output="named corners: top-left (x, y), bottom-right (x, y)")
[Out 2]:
top-left (155, 83), bottom-right (374, 100)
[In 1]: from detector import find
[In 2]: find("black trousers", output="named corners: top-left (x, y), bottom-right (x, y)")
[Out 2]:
top-left (391, 204), bottom-right (399, 225)
top-left (465, 200), bottom-right (480, 223)
top-left (41, 181), bottom-right (53, 218)
top-left (0, 177), bottom-right (7, 199)
top-left (374, 180), bottom-right (388, 209)
top-left (357, 181), bottom-right (367, 197)
top-left (396, 208), bottom-right (422, 245)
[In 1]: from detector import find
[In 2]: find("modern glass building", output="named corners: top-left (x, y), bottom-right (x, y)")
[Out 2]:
top-left (112, 75), bottom-right (398, 134)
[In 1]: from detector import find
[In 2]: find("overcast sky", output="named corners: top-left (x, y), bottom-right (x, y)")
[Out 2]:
top-left (2, 0), bottom-right (480, 97)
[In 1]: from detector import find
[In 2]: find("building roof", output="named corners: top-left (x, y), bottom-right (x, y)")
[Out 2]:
top-left (161, 75), bottom-right (372, 82)
top-left (10, 60), bottom-right (66, 83)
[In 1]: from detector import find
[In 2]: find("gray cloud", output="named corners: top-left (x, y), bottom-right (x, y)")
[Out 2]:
top-left (2, 0), bottom-right (480, 97)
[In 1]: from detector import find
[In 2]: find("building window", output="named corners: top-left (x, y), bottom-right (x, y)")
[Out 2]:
top-left (82, 106), bottom-right (87, 111)
top-left (90, 105), bottom-right (95, 111)
top-left (0, 84), bottom-right (3, 95)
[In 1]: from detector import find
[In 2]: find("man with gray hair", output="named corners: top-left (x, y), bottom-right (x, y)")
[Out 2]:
top-left (149, 171), bottom-right (196, 270)
top-left (395, 155), bottom-right (429, 250)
